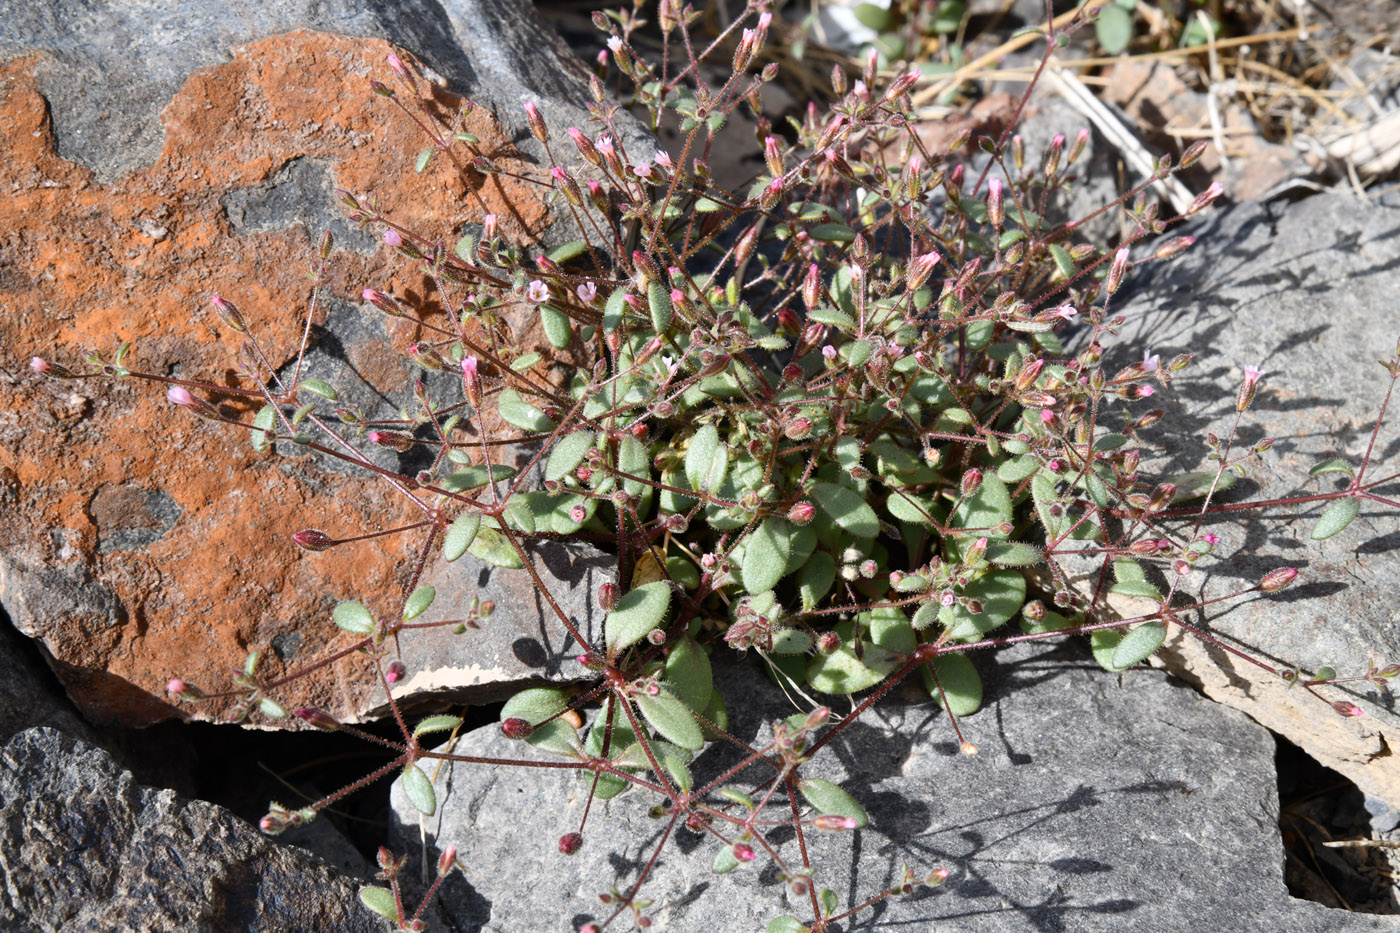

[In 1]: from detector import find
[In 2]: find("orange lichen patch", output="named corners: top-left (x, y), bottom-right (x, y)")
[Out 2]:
top-left (0, 32), bottom-right (559, 726)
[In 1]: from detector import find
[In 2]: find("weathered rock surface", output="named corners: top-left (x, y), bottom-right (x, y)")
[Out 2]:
top-left (389, 643), bottom-right (1392, 932)
top-left (1103, 193), bottom-right (1400, 806)
top-left (0, 1), bottom-right (633, 727)
top-left (0, 727), bottom-right (382, 933)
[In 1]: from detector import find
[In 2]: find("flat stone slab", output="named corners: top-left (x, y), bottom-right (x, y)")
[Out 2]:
top-left (389, 642), bottom-right (1392, 932)
top-left (1105, 193), bottom-right (1400, 806)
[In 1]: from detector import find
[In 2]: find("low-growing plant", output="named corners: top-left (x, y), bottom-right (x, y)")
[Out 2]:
top-left (29, 2), bottom-right (1400, 930)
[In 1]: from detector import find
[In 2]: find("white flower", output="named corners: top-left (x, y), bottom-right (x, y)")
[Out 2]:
top-left (526, 280), bottom-right (549, 303)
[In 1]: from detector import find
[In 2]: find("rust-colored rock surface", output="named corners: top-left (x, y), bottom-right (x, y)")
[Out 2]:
top-left (0, 31), bottom-right (571, 726)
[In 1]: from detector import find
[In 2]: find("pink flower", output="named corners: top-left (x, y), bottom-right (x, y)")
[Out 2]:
top-left (383, 229), bottom-right (403, 248)
top-left (29, 357), bottom-right (49, 373)
top-left (526, 280), bottom-right (549, 303)
top-left (576, 281), bottom-right (597, 303)
top-left (632, 163), bottom-right (653, 179)
top-left (1048, 303), bottom-right (1077, 321)
top-left (1138, 385), bottom-right (1154, 397)
top-left (387, 54), bottom-right (407, 77)
top-left (607, 36), bottom-right (623, 54)
top-left (821, 345), bottom-right (837, 361)
top-left (1039, 409), bottom-right (1055, 424)
top-left (653, 150), bottom-right (674, 170)
top-left (167, 386), bottom-right (194, 407)
top-left (1142, 349), bottom-right (1160, 373)
top-left (1243, 365), bottom-right (1264, 388)
top-left (482, 214), bottom-right (497, 239)
top-left (1201, 533), bottom-right (1221, 545)
top-left (596, 135), bottom-right (615, 156)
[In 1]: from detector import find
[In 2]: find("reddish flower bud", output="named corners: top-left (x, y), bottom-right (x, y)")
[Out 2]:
top-left (501, 717), bottom-right (534, 739)
top-left (783, 417), bottom-right (812, 440)
top-left (1105, 247), bottom-right (1130, 295)
top-left (787, 501), bottom-right (815, 525)
top-left (817, 631), bottom-right (841, 653)
top-left (292, 529), bottom-right (335, 552)
top-left (775, 308), bottom-right (800, 334)
top-left (523, 100), bottom-right (547, 143)
top-left (436, 845), bottom-right (458, 876)
top-left (732, 842), bottom-right (756, 862)
top-left (1333, 700), bottom-right (1365, 718)
top-left (166, 679), bottom-right (204, 700)
top-left (812, 814), bottom-right (858, 831)
top-left (986, 178), bottom-right (1004, 227)
top-left (1259, 567), bottom-right (1298, 592)
top-left (960, 468), bottom-right (982, 497)
top-left (210, 294), bottom-right (247, 333)
top-left (558, 832), bottom-right (583, 855)
top-left (294, 706), bottom-right (341, 730)
top-left (1188, 181), bottom-right (1225, 214)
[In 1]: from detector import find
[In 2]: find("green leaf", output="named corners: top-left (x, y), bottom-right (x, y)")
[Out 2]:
top-left (810, 222), bottom-right (856, 243)
top-left (942, 569), bottom-right (1025, 641)
top-left (811, 482), bottom-right (879, 539)
top-left (467, 527), bottom-right (524, 568)
top-left (685, 424), bottom-right (729, 494)
top-left (617, 433), bottom-right (650, 498)
top-left (806, 627), bottom-right (899, 694)
top-left (1092, 621), bottom-right (1167, 672)
top-left (545, 240), bottom-right (588, 263)
top-left (923, 652), bottom-right (982, 715)
top-left (886, 490), bottom-right (936, 523)
top-left (984, 542), bottom-right (1043, 566)
top-left (414, 147), bottom-right (434, 173)
top-left (767, 918), bottom-right (811, 933)
top-left (497, 388), bottom-right (554, 433)
top-left (808, 307), bottom-right (856, 330)
top-left (413, 714), bottom-right (463, 739)
top-left (400, 763), bottom-right (436, 815)
top-left (1169, 470), bottom-right (1236, 502)
top-left (1112, 621), bottom-right (1167, 669)
top-left (771, 627), bottom-right (814, 654)
top-left (439, 464), bottom-right (518, 492)
top-left (540, 304), bottom-right (571, 349)
top-left (798, 551), bottom-right (836, 610)
top-left (332, 600), bottom-right (375, 635)
top-left (797, 778), bottom-right (868, 828)
top-left (1309, 458), bottom-right (1355, 478)
top-left (997, 454), bottom-right (1040, 483)
top-left (510, 352), bottom-right (541, 372)
top-left (402, 585), bottom-right (436, 621)
top-left (951, 472), bottom-right (1013, 537)
top-left (606, 581), bottom-right (672, 651)
top-left (1110, 558), bottom-right (1160, 599)
top-left (502, 686), bottom-right (571, 725)
top-left (1031, 470), bottom-right (1062, 539)
top-left (665, 638), bottom-right (713, 713)
top-left (853, 2), bottom-right (894, 30)
top-left (1049, 244), bottom-right (1076, 278)
top-left (443, 512), bottom-right (481, 562)
top-left (545, 431), bottom-right (595, 482)
top-left (358, 886), bottom-right (399, 921)
top-left (713, 843), bottom-right (741, 874)
top-left (1312, 497), bottom-right (1360, 540)
top-left (251, 404), bottom-right (276, 453)
top-left (298, 378), bottom-right (338, 401)
top-left (820, 888), bottom-right (839, 917)
top-left (741, 518), bottom-right (792, 594)
top-left (603, 288), bottom-right (628, 332)
top-left (1095, 3), bottom-right (1133, 54)
top-left (635, 690), bottom-right (704, 750)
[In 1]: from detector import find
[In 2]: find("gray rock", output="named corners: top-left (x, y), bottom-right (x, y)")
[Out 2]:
top-left (361, 540), bottom-right (613, 719)
top-left (0, 609), bottom-right (93, 746)
top-left (389, 642), bottom-right (1387, 932)
top-left (0, 0), bottom-right (647, 209)
top-left (1104, 193), bottom-right (1400, 807)
top-left (0, 727), bottom-right (383, 933)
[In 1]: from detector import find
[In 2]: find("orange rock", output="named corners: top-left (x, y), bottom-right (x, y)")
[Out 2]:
top-left (1, 31), bottom-right (566, 726)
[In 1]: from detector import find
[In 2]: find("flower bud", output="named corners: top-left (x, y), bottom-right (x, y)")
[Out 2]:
top-left (292, 529), bottom-right (335, 552)
top-left (784, 417), bottom-right (812, 440)
top-left (501, 717), bottom-right (534, 739)
top-left (787, 501), bottom-right (815, 525)
top-left (1153, 235), bottom-right (1195, 261)
top-left (367, 430), bottom-right (414, 452)
top-left (210, 294), bottom-right (247, 333)
top-left (384, 660), bottom-right (407, 684)
top-left (523, 100), bottom-right (547, 143)
top-left (986, 178), bottom-right (1004, 227)
top-left (802, 263), bottom-right (822, 311)
top-left (294, 706), bottom-right (341, 730)
top-left (1188, 181), bottom-right (1224, 215)
top-left (436, 845), bottom-right (458, 876)
top-left (763, 135), bottom-right (783, 178)
top-left (166, 679), bottom-right (204, 700)
top-left (732, 842), bottom-right (756, 862)
top-left (816, 631), bottom-right (840, 653)
top-left (1067, 128), bottom-right (1090, 165)
top-left (1333, 700), bottom-right (1365, 718)
top-left (1259, 567), bottom-right (1298, 592)
top-left (558, 832), bottom-right (583, 855)
top-left (461, 356), bottom-right (481, 408)
top-left (1105, 247), bottom-right (1130, 295)
top-left (812, 814), bottom-right (858, 831)
top-left (960, 468), bottom-right (982, 497)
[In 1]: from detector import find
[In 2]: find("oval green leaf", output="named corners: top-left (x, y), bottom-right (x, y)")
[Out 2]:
top-left (400, 762), bottom-right (436, 816)
top-left (1311, 497), bottom-right (1359, 541)
top-left (797, 778), bottom-right (868, 828)
top-left (332, 600), bottom-right (375, 635)
top-left (811, 482), bottom-right (879, 539)
top-left (443, 512), bottom-right (481, 562)
top-left (413, 714), bottom-right (463, 739)
top-left (741, 517), bottom-right (792, 594)
top-left (358, 886), bottom-right (398, 921)
top-left (605, 581), bottom-right (672, 652)
top-left (497, 388), bottom-right (554, 433)
top-left (923, 652), bottom-right (983, 715)
top-left (634, 690), bottom-right (704, 750)
top-left (401, 585), bottom-right (435, 621)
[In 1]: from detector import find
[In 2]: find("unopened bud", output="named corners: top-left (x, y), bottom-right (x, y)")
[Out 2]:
top-left (384, 660), bottom-right (407, 684)
top-left (166, 679), bottom-right (204, 700)
top-left (558, 832), bottom-right (583, 855)
top-left (788, 501), bottom-right (815, 525)
top-left (784, 417), bottom-right (812, 440)
top-left (986, 178), bottom-right (1004, 227)
top-left (294, 706), bottom-right (341, 730)
top-left (812, 814), bottom-right (858, 831)
top-left (1188, 181), bottom-right (1224, 215)
top-left (960, 468), bottom-right (982, 497)
top-left (1153, 235), bottom-right (1195, 261)
top-left (523, 100), bottom-right (548, 144)
top-left (437, 845), bottom-right (458, 875)
top-left (1333, 700), bottom-right (1365, 718)
top-left (210, 294), bottom-right (247, 333)
top-left (817, 631), bottom-right (841, 653)
top-left (1105, 247), bottom-right (1130, 295)
top-left (1258, 567), bottom-right (1298, 592)
top-left (292, 529), bottom-right (335, 552)
top-left (501, 717), bottom-right (534, 739)
top-left (803, 263), bottom-right (822, 310)
top-left (732, 842), bottom-right (756, 862)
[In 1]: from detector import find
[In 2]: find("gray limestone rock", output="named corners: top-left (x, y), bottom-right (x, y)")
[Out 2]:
top-left (0, 727), bottom-right (382, 933)
top-left (1101, 193), bottom-right (1400, 807)
top-left (389, 642), bottom-right (1390, 932)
